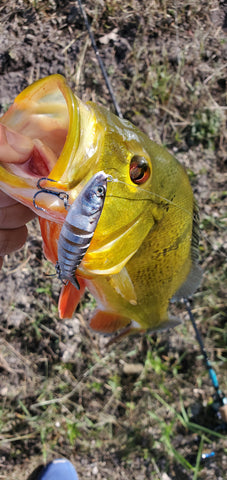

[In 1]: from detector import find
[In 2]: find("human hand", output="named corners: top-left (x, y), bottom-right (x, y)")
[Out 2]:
top-left (0, 191), bottom-right (35, 269)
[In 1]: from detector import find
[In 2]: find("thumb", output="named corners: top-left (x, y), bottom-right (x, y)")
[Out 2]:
top-left (0, 124), bottom-right (34, 164)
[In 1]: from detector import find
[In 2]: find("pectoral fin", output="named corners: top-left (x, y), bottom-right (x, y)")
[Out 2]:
top-left (108, 267), bottom-right (137, 305)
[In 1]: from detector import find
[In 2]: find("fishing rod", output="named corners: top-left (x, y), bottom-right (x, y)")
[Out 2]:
top-left (77, 0), bottom-right (227, 425)
top-left (184, 298), bottom-right (227, 423)
top-left (77, 0), bottom-right (123, 118)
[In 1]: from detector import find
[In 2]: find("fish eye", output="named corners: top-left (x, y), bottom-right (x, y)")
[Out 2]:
top-left (129, 155), bottom-right (150, 185)
top-left (96, 185), bottom-right (105, 197)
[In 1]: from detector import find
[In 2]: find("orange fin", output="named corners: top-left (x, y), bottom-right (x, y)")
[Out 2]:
top-left (39, 217), bottom-right (61, 264)
top-left (89, 310), bottom-right (131, 334)
top-left (58, 279), bottom-right (86, 319)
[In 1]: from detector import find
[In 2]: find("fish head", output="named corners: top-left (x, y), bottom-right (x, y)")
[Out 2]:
top-left (0, 75), bottom-right (189, 275)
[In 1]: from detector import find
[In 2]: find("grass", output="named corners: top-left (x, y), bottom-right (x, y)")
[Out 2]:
top-left (0, 317), bottom-right (226, 478)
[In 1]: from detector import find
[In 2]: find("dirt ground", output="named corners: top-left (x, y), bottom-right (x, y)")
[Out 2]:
top-left (0, 1), bottom-right (226, 479)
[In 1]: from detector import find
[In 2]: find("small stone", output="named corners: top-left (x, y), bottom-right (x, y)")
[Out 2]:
top-left (1, 386), bottom-right (8, 396)
top-left (92, 465), bottom-right (98, 476)
top-left (7, 309), bottom-right (27, 328)
top-left (161, 473), bottom-right (172, 480)
top-left (62, 343), bottom-right (77, 362)
top-left (122, 363), bottom-right (143, 375)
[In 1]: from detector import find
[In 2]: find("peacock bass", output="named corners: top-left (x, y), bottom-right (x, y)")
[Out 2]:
top-left (0, 74), bottom-right (202, 337)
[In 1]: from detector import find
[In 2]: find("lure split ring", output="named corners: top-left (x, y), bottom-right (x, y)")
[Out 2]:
top-left (33, 177), bottom-right (69, 212)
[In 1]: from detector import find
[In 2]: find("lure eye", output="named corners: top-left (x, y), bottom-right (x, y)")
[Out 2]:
top-left (129, 155), bottom-right (150, 185)
top-left (96, 185), bottom-right (105, 197)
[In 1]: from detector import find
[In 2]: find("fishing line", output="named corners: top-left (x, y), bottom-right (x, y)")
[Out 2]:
top-left (108, 177), bottom-right (226, 260)
top-left (107, 176), bottom-right (226, 262)
top-left (108, 176), bottom-right (194, 217)
top-left (78, 0), bottom-right (227, 424)
top-left (33, 177), bottom-right (226, 260)
top-left (77, 0), bottom-right (123, 118)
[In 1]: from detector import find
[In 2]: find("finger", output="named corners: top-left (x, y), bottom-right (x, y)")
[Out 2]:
top-left (0, 202), bottom-right (35, 229)
top-left (0, 190), bottom-right (18, 207)
top-left (0, 124), bottom-right (34, 164)
top-left (0, 225), bottom-right (28, 256)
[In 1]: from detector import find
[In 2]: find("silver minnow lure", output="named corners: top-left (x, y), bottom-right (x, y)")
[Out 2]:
top-left (56, 171), bottom-right (108, 289)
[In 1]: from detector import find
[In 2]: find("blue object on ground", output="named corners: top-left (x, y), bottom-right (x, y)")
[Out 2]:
top-left (201, 451), bottom-right (215, 460)
top-left (38, 459), bottom-right (79, 480)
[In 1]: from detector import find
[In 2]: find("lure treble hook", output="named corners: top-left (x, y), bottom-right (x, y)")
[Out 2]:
top-left (33, 177), bottom-right (69, 212)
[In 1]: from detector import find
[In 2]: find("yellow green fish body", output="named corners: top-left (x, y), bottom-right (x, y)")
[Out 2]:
top-left (0, 75), bottom-right (201, 336)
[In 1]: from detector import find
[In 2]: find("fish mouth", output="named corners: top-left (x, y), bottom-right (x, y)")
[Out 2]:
top-left (0, 76), bottom-right (71, 181)
top-left (0, 74), bottom-right (101, 219)
top-left (0, 126), bottom-right (62, 180)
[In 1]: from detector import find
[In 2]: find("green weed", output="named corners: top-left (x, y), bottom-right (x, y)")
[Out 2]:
top-left (66, 419), bottom-right (81, 446)
top-left (149, 64), bottom-right (173, 105)
top-left (190, 109), bottom-right (222, 148)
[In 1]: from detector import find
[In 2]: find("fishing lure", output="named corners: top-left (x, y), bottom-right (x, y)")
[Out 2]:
top-left (33, 172), bottom-right (107, 288)
top-left (56, 171), bottom-right (108, 289)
